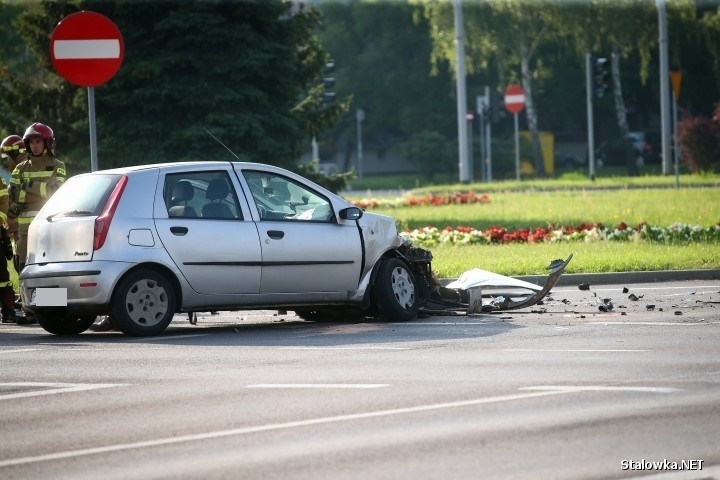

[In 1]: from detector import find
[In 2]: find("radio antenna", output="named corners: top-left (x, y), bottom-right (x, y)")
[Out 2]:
top-left (204, 128), bottom-right (240, 160)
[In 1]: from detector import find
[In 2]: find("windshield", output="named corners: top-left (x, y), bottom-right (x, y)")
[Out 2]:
top-left (39, 174), bottom-right (123, 218)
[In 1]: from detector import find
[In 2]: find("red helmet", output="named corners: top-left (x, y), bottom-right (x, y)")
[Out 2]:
top-left (1, 134), bottom-right (24, 159)
top-left (23, 122), bottom-right (55, 155)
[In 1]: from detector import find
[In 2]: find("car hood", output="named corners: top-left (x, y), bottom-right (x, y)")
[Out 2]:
top-left (357, 211), bottom-right (403, 266)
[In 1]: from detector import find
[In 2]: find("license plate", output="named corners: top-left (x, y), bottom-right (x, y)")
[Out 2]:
top-left (30, 288), bottom-right (67, 307)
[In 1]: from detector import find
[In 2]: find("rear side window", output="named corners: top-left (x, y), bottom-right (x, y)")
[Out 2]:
top-left (39, 174), bottom-right (122, 217)
top-left (164, 171), bottom-right (242, 220)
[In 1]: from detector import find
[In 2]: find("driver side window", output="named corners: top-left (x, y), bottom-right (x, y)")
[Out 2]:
top-left (243, 171), bottom-right (335, 223)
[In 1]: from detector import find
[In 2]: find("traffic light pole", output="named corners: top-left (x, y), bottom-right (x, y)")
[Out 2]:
top-left (586, 53), bottom-right (596, 181)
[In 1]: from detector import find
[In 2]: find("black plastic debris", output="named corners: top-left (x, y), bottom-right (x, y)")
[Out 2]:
top-left (578, 283), bottom-right (590, 291)
top-left (628, 294), bottom-right (639, 301)
top-left (622, 287), bottom-right (629, 293)
top-left (599, 301), bottom-right (613, 312)
top-left (674, 311), bottom-right (683, 315)
top-left (646, 304), bottom-right (656, 310)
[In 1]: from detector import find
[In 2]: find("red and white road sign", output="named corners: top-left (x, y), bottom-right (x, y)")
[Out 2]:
top-left (50, 11), bottom-right (124, 87)
top-left (504, 84), bottom-right (526, 114)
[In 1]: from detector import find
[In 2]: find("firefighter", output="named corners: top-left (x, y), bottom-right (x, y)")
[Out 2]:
top-left (0, 135), bottom-right (26, 323)
top-left (10, 123), bottom-right (66, 322)
top-left (2, 135), bottom-right (26, 246)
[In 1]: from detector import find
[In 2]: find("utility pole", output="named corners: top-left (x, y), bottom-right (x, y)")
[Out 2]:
top-left (453, 0), bottom-right (471, 183)
top-left (586, 53), bottom-right (596, 181)
top-left (658, 0), bottom-right (671, 175)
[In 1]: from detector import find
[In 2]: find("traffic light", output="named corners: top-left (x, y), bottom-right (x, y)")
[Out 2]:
top-left (322, 60), bottom-right (335, 103)
top-left (490, 89), bottom-right (505, 124)
top-left (593, 56), bottom-right (609, 98)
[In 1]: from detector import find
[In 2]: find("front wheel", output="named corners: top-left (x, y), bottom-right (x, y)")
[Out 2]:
top-left (35, 309), bottom-right (96, 335)
top-left (372, 258), bottom-right (420, 322)
top-left (110, 269), bottom-right (176, 337)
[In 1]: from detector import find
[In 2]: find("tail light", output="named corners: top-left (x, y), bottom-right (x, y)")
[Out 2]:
top-left (93, 175), bottom-right (128, 251)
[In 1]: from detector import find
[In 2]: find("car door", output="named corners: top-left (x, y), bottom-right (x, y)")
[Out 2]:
top-left (239, 169), bottom-right (362, 294)
top-left (154, 170), bottom-right (262, 295)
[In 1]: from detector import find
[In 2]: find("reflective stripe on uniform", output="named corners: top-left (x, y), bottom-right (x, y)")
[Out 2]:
top-left (19, 211), bottom-right (39, 217)
top-left (0, 281), bottom-right (12, 288)
top-left (20, 170), bottom-right (55, 180)
top-left (39, 182), bottom-right (47, 197)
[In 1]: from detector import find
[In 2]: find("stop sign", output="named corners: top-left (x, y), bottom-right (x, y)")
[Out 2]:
top-left (504, 84), bottom-right (526, 114)
top-left (50, 11), bottom-right (124, 87)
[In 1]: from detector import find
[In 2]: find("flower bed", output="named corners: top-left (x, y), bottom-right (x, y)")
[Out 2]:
top-left (351, 191), bottom-right (490, 209)
top-left (400, 222), bottom-right (720, 247)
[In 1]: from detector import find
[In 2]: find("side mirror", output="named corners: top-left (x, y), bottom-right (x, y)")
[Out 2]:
top-left (339, 207), bottom-right (363, 221)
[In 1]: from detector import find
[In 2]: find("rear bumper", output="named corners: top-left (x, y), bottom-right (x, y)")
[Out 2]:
top-left (20, 261), bottom-right (133, 310)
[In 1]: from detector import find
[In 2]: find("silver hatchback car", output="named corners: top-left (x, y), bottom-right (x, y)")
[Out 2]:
top-left (20, 161), bottom-right (431, 336)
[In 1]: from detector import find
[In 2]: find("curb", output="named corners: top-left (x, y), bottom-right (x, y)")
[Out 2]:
top-left (514, 269), bottom-right (720, 287)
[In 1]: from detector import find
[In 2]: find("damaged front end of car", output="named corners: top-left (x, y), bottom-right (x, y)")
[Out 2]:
top-left (395, 241), bottom-right (573, 316)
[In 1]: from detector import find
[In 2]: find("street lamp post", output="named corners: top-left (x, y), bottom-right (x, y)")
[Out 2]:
top-left (356, 108), bottom-right (365, 180)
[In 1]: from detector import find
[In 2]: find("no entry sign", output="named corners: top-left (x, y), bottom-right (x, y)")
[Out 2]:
top-left (50, 11), bottom-right (124, 87)
top-left (504, 84), bottom-right (526, 114)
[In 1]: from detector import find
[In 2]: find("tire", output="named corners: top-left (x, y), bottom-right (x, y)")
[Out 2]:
top-left (35, 309), bottom-right (96, 335)
top-left (372, 258), bottom-right (420, 322)
top-left (109, 269), bottom-right (176, 337)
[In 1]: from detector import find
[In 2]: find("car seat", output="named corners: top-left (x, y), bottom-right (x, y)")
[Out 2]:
top-left (202, 178), bottom-right (234, 218)
top-left (168, 180), bottom-right (198, 218)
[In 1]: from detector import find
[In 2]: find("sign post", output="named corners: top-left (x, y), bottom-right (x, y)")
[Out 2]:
top-left (51, 11), bottom-right (124, 171)
top-left (504, 85), bottom-right (526, 181)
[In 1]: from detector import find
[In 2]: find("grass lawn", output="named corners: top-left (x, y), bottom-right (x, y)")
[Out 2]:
top-left (349, 178), bottom-right (720, 277)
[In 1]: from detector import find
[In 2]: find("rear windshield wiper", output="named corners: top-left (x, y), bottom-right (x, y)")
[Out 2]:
top-left (46, 210), bottom-right (93, 222)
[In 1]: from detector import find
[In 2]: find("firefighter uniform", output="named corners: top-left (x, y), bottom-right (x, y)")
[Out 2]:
top-left (0, 134), bottom-right (27, 323)
top-left (11, 123), bottom-right (66, 275)
top-left (11, 153), bottom-right (66, 271)
top-left (0, 177), bottom-right (17, 322)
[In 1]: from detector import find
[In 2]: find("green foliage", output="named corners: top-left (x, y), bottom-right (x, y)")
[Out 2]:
top-left (393, 130), bottom-right (453, 180)
top-left (317, 1), bottom-right (455, 162)
top-left (0, 0), bottom-right (348, 176)
top-left (294, 160), bottom-right (355, 193)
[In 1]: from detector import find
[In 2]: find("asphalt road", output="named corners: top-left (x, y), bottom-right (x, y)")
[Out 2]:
top-left (1, 279), bottom-right (719, 480)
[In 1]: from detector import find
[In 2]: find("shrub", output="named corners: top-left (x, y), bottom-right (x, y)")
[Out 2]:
top-left (677, 108), bottom-right (720, 173)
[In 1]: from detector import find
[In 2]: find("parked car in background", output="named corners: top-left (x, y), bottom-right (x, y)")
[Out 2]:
top-left (20, 161), bottom-right (431, 336)
top-left (595, 131), bottom-right (657, 167)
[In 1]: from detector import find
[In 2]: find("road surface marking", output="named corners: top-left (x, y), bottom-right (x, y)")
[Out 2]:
top-left (0, 348), bottom-right (40, 354)
top-left (589, 322), bottom-right (708, 326)
top-left (504, 349), bottom-right (649, 352)
top-left (280, 346), bottom-right (408, 350)
top-left (246, 384), bottom-right (389, 389)
top-left (522, 385), bottom-right (681, 394)
top-left (128, 334), bottom-right (210, 341)
top-left (0, 387), bottom-right (587, 467)
top-left (0, 382), bottom-right (127, 401)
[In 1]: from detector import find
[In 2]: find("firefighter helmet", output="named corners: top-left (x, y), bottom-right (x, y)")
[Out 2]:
top-left (1, 135), bottom-right (24, 158)
top-left (23, 122), bottom-right (55, 155)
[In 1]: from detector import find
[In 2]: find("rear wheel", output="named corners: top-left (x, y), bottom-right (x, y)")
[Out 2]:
top-left (373, 258), bottom-right (420, 322)
top-left (110, 269), bottom-right (176, 337)
top-left (35, 309), bottom-right (96, 335)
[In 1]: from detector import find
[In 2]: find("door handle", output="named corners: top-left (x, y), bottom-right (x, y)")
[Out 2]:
top-left (170, 226), bottom-right (189, 236)
top-left (267, 230), bottom-right (285, 239)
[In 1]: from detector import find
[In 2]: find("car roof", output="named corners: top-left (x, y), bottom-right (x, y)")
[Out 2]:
top-left (89, 161), bottom-right (294, 175)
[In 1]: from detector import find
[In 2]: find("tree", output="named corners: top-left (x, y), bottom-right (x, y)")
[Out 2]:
top-left (317, 1), bottom-right (456, 173)
top-left (414, 0), bottom-right (573, 177)
top-left (1, 0), bottom-right (348, 181)
top-left (0, 0), bottom-right (85, 166)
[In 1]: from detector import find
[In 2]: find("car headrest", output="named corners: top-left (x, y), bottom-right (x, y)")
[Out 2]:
top-left (172, 180), bottom-right (194, 203)
top-left (206, 178), bottom-right (230, 201)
